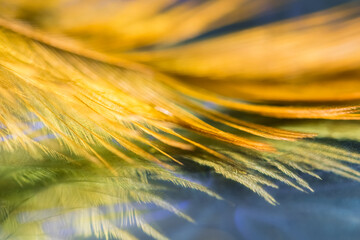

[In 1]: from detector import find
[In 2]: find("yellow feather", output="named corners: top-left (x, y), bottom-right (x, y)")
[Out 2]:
top-left (0, 0), bottom-right (360, 239)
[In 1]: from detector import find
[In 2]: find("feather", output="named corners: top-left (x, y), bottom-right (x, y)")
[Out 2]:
top-left (0, 158), bottom-right (219, 239)
top-left (0, 0), bottom-right (359, 239)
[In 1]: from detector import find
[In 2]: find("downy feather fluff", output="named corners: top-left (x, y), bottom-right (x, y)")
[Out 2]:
top-left (0, 0), bottom-right (360, 239)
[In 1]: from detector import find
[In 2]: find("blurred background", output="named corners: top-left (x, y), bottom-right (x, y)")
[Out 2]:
top-left (1, 0), bottom-right (360, 239)
top-left (133, 1), bottom-right (360, 239)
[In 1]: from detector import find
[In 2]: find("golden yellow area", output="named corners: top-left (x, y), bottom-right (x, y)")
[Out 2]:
top-left (0, 0), bottom-right (359, 216)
